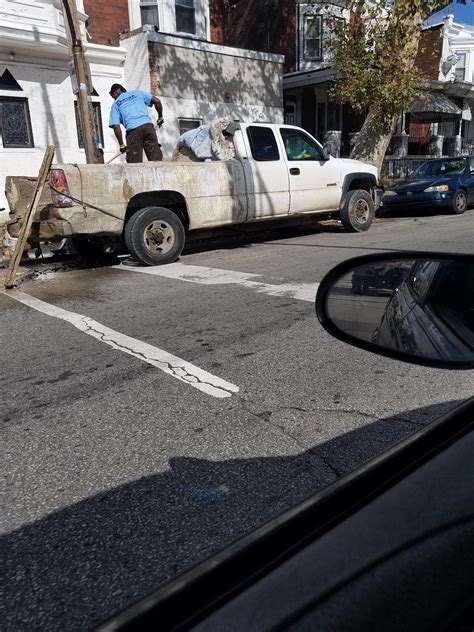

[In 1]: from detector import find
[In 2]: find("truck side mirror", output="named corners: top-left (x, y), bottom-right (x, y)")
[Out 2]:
top-left (322, 145), bottom-right (330, 160)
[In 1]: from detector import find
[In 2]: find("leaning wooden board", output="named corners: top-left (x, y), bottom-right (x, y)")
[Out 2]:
top-left (4, 146), bottom-right (55, 289)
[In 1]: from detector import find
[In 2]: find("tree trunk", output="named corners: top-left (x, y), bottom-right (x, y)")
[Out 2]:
top-left (350, 109), bottom-right (398, 174)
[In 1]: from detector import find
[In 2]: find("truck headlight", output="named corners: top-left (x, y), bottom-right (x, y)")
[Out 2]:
top-left (424, 185), bottom-right (449, 192)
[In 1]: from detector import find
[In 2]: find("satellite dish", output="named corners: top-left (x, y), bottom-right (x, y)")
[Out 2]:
top-left (441, 53), bottom-right (460, 76)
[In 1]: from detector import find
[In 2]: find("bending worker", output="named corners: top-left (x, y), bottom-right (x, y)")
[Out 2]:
top-left (109, 83), bottom-right (164, 163)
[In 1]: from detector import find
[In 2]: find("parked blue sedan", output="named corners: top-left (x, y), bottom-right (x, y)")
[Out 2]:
top-left (382, 155), bottom-right (474, 214)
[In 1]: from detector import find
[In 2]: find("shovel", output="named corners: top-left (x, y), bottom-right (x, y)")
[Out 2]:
top-left (106, 151), bottom-right (123, 164)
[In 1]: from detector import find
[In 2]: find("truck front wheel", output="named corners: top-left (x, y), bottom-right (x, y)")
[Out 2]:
top-left (124, 206), bottom-right (185, 266)
top-left (339, 190), bottom-right (374, 232)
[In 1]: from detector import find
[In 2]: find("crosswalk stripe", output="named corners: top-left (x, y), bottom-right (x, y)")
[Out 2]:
top-left (113, 262), bottom-right (319, 303)
top-left (3, 290), bottom-right (239, 399)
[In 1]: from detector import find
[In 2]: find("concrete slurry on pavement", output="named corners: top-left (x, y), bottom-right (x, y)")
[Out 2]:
top-left (1, 213), bottom-right (473, 631)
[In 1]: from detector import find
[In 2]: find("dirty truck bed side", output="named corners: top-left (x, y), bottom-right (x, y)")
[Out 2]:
top-left (5, 123), bottom-right (380, 265)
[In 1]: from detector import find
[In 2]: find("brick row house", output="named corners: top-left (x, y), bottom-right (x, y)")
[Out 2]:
top-left (219, 1), bottom-right (474, 164)
top-left (218, 0), bottom-right (365, 156)
top-left (0, 0), bottom-right (284, 214)
top-left (402, 15), bottom-right (474, 158)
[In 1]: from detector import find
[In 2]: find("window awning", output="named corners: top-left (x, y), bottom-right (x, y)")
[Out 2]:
top-left (409, 91), bottom-right (462, 120)
top-left (283, 68), bottom-right (335, 90)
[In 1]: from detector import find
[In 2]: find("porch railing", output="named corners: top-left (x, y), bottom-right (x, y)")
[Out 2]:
top-left (381, 156), bottom-right (431, 182)
top-left (461, 137), bottom-right (474, 154)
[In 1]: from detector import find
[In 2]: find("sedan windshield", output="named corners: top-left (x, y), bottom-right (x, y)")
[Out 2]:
top-left (412, 158), bottom-right (466, 178)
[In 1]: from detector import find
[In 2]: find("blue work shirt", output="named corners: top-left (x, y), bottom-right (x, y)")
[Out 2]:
top-left (109, 90), bottom-right (154, 132)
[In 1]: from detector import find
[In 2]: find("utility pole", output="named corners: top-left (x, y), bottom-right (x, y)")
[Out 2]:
top-left (61, 0), bottom-right (103, 163)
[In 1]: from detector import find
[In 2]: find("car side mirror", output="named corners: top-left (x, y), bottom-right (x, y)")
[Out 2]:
top-left (315, 253), bottom-right (474, 369)
top-left (321, 145), bottom-right (330, 160)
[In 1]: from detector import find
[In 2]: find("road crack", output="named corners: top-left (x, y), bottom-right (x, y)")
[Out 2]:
top-left (80, 317), bottom-right (237, 395)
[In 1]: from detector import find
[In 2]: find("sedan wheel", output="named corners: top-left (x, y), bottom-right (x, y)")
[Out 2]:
top-left (450, 189), bottom-right (467, 215)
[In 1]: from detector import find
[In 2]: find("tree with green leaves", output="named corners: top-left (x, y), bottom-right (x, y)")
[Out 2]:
top-left (328, 0), bottom-right (465, 172)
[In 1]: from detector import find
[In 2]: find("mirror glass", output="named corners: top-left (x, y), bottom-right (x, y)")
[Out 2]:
top-left (324, 259), bottom-right (474, 365)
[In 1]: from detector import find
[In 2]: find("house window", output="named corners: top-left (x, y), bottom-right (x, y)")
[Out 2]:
top-left (140, 1), bottom-right (159, 27)
top-left (175, 0), bottom-right (195, 34)
top-left (454, 52), bottom-right (466, 81)
top-left (304, 14), bottom-right (322, 60)
top-left (0, 97), bottom-right (34, 148)
top-left (178, 118), bottom-right (201, 135)
top-left (74, 102), bottom-right (104, 149)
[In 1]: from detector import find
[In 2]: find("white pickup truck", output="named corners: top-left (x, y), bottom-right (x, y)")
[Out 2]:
top-left (5, 123), bottom-right (381, 266)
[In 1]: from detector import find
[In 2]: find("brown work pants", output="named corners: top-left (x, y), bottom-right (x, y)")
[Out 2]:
top-left (126, 123), bottom-right (163, 163)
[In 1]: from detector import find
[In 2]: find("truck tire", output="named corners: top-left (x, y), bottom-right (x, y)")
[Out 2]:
top-left (450, 189), bottom-right (467, 215)
top-left (124, 206), bottom-right (185, 266)
top-left (339, 190), bottom-right (374, 232)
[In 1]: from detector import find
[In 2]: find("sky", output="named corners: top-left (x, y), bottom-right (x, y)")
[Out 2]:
top-left (424, 1), bottom-right (474, 27)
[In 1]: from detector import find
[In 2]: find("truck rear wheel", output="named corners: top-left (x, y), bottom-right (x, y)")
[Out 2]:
top-left (124, 206), bottom-right (185, 266)
top-left (339, 190), bottom-right (374, 232)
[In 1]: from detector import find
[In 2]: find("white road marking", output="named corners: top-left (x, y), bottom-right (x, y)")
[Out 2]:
top-left (113, 262), bottom-right (320, 303)
top-left (4, 290), bottom-right (239, 399)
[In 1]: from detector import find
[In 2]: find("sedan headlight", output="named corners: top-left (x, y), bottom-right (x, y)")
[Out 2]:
top-left (383, 190), bottom-right (397, 196)
top-left (424, 185), bottom-right (449, 192)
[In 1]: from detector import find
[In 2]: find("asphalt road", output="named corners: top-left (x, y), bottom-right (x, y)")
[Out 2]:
top-left (1, 211), bottom-right (473, 631)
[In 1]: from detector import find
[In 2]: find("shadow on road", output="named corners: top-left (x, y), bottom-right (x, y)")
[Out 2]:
top-left (16, 220), bottom-right (395, 277)
top-left (2, 400), bottom-right (463, 631)
top-left (377, 206), bottom-right (471, 220)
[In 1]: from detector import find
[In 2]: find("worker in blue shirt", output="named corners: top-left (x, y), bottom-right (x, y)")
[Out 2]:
top-left (109, 84), bottom-right (164, 162)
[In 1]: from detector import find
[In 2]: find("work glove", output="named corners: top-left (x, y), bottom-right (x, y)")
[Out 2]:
top-left (119, 144), bottom-right (126, 153)
top-left (157, 117), bottom-right (164, 128)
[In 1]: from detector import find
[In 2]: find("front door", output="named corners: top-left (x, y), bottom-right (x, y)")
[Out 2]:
top-left (279, 127), bottom-right (342, 213)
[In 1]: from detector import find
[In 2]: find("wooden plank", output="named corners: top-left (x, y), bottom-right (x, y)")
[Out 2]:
top-left (4, 146), bottom-right (55, 289)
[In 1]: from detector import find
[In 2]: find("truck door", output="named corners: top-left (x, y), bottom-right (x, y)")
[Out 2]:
top-left (279, 127), bottom-right (342, 213)
top-left (243, 126), bottom-right (290, 219)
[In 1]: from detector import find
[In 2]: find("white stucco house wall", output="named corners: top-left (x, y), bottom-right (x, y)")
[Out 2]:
top-left (0, 0), bottom-right (127, 221)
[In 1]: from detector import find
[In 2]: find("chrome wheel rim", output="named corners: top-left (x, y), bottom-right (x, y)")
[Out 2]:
top-left (455, 193), bottom-right (466, 212)
top-left (144, 220), bottom-right (175, 255)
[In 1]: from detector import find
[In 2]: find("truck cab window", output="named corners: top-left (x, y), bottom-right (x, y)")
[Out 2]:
top-left (280, 128), bottom-right (324, 161)
top-left (247, 126), bottom-right (280, 161)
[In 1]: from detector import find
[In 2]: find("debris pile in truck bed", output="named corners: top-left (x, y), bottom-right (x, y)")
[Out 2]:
top-left (171, 116), bottom-right (237, 162)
